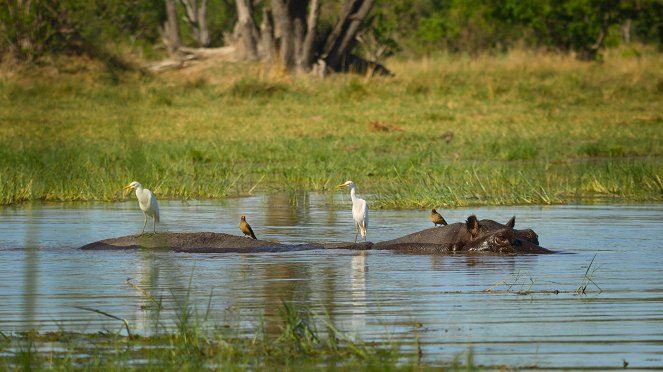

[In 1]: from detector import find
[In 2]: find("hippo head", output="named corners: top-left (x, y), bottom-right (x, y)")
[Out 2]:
top-left (451, 215), bottom-right (516, 253)
top-left (478, 216), bottom-right (540, 246)
top-left (373, 214), bottom-right (551, 254)
top-left (467, 224), bottom-right (517, 253)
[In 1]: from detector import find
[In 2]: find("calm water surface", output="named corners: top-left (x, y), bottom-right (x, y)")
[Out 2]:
top-left (1, 193), bottom-right (662, 369)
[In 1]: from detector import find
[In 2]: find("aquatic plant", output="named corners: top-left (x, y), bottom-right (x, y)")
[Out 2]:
top-left (577, 254), bottom-right (602, 294)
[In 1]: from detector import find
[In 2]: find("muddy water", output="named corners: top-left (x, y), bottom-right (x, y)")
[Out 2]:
top-left (1, 193), bottom-right (662, 369)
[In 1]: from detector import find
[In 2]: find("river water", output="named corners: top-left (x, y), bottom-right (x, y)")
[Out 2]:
top-left (1, 193), bottom-right (662, 369)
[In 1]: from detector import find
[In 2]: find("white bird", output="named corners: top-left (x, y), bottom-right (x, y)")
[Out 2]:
top-left (124, 181), bottom-right (160, 234)
top-left (338, 180), bottom-right (368, 243)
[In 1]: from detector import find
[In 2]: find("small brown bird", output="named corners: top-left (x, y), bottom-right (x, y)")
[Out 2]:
top-left (240, 215), bottom-right (257, 239)
top-left (430, 208), bottom-right (448, 227)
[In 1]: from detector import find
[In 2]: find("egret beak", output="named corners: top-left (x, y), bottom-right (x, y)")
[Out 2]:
top-left (337, 183), bottom-right (347, 188)
top-left (123, 184), bottom-right (134, 195)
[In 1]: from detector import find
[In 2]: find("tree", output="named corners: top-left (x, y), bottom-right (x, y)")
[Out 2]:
top-left (160, 0), bottom-right (181, 55)
top-left (0, 0), bottom-right (163, 63)
top-left (233, 0), bottom-right (386, 75)
top-left (235, 0), bottom-right (259, 60)
top-left (494, 0), bottom-right (646, 60)
top-left (179, 0), bottom-right (210, 47)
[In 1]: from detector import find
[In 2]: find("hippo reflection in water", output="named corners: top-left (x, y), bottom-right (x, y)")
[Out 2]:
top-left (81, 214), bottom-right (552, 254)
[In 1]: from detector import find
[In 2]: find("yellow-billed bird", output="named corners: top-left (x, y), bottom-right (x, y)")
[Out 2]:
top-left (240, 215), bottom-right (257, 239)
top-left (124, 181), bottom-right (160, 234)
top-left (337, 181), bottom-right (368, 243)
top-left (430, 208), bottom-right (448, 227)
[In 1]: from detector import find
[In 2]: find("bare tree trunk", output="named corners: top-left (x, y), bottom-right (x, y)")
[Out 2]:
top-left (319, 0), bottom-right (359, 66)
top-left (179, 0), bottom-right (210, 47)
top-left (290, 1), bottom-right (309, 71)
top-left (235, 0), bottom-right (259, 60)
top-left (271, 0), bottom-right (295, 71)
top-left (300, 0), bottom-right (320, 71)
top-left (229, 0), bottom-right (383, 76)
top-left (620, 18), bottom-right (632, 44)
top-left (160, 0), bottom-right (181, 55)
top-left (322, 0), bottom-right (375, 71)
top-left (260, 8), bottom-right (275, 65)
top-left (271, 0), bottom-right (310, 72)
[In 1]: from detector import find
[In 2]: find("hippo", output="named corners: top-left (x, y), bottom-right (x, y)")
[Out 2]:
top-left (80, 215), bottom-right (551, 254)
top-left (79, 232), bottom-right (372, 253)
top-left (372, 215), bottom-right (552, 254)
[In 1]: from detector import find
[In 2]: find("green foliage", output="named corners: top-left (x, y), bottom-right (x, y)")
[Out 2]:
top-left (492, 0), bottom-right (626, 59)
top-left (0, 0), bottom-right (163, 62)
top-left (2, 0), bottom-right (662, 63)
top-left (381, 0), bottom-right (663, 57)
top-left (0, 0), bottom-right (60, 61)
top-left (0, 49), bottom-right (662, 206)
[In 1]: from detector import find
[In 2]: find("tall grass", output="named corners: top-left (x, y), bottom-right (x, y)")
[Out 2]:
top-left (1, 47), bottom-right (661, 206)
top-left (0, 300), bottom-right (451, 370)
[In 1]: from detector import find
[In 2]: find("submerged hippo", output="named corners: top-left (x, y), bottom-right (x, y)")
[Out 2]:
top-left (373, 215), bottom-right (552, 254)
top-left (80, 215), bottom-right (551, 254)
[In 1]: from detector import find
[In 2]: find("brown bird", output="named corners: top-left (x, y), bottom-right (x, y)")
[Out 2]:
top-left (430, 208), bottom-right (448, 227)
top-left (240, 215), bottom-right (257, 239)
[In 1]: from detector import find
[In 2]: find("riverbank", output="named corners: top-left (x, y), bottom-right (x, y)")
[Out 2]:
top-left (1, 47), bottom-right (661, 207)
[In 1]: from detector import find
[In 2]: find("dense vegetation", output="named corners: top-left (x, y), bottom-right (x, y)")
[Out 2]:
top-left (1, 0), bottom-right (661, 63)
top-left (1, 1), bottom-right (661, 207)
top-left (1, 48), bottom-right (661, 206)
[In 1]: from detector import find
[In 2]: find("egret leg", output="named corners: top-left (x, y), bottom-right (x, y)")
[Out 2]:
top-left (153, 216), bottom-right (156, 233)
top-left (142, 213), bottom-right (147, 234)
top-left (354, 224), bottom-right (359, 243)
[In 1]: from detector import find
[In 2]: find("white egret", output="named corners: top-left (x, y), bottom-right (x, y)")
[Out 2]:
top-left (124, 181), bottom-right (160, 234)
top-left (337, 180), bottom-right (368, 243)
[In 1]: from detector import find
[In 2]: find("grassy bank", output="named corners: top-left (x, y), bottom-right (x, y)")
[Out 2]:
top-left (0, 301), bottom-right (479, 370)
top-left (1, 48), bottom-right (661, 207)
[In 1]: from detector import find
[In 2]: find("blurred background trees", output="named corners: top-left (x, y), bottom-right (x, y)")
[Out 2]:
top-left (1, 0), bottom-right (661, 69)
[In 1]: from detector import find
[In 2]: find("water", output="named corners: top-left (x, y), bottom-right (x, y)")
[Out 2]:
top-left (1, 193), bottom-right (662, 369)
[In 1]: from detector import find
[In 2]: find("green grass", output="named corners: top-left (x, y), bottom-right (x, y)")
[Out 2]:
top-left (0, 301), bottom-right (482, 370)
top-left (0, 272), bottom-right (484, 369)
top-left (0, 47), bottom-right (661, 207)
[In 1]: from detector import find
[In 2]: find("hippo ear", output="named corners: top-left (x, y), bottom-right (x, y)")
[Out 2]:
top-left (506, 216), bottom-right (516, 228)
top-left (466, 215), bottom-right (479, 238)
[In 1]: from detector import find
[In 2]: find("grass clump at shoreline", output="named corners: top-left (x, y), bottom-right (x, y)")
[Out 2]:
top-left (0, 300), bottom-right (479, 370)
top-left (0, 47), bottom-right (661, 207)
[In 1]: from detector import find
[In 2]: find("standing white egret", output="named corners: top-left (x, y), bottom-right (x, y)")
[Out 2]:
top-left (337, 180), bottom-right (368, 243)
top-left (124, 181), bottom-right (160, 234)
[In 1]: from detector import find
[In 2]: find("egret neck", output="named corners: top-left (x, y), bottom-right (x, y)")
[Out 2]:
top-left (349, 184), bottom-right (357, 202)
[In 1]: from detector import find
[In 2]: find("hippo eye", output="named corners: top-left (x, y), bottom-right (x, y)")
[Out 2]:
top-left (496, 233), bottom-right (511, 245)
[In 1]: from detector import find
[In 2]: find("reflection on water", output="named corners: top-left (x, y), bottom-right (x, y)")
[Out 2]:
top-left (1, 194), bottom-right (663, 369)
top-left (351, 252), bottom-right (367, 331)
